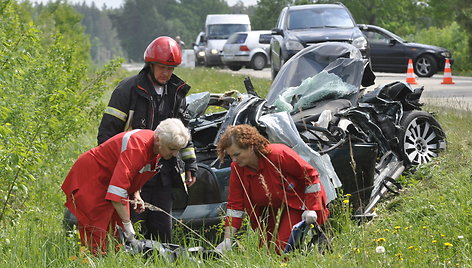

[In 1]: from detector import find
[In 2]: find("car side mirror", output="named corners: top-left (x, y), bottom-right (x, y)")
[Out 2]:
top-left (271, 28), bottom-right (284, 37)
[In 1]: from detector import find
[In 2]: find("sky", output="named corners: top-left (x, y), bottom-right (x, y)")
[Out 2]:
top-left (31, 0), bottom-right (258, 9)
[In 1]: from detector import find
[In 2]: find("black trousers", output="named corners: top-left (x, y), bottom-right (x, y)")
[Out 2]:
top-left (131, 171), bottom-right (173, 242)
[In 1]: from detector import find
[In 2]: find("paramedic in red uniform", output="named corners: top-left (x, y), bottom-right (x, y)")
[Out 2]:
top-left (215, 125), bottom-right (329, 253)
top-left (61, 118), bottom-right (190, 255)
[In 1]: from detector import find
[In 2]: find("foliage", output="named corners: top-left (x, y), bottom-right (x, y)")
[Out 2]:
top-left (73, 2), bottom-right (124, 65)
top-left (409, 22), bottom-right (471, 72)
top-left (0, 0), bottom-right (121, 228)
top-left (251, 0), bottom-right (291, 30)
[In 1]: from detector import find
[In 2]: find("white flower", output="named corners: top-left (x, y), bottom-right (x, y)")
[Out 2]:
top-left (458, 235), bottom-right (464, 239)
top-left (376, 246), bottom-right (386, 253)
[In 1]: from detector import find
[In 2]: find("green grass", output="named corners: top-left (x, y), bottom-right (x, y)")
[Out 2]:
top-left (0, 68), bottom-right (470, 267)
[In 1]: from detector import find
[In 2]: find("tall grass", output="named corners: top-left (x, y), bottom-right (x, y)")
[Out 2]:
top-left (0, 68), bottom-right (470, 267)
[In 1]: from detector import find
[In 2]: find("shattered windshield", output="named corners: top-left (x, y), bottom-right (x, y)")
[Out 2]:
top-left (266, 42), bottom-right (369, 112)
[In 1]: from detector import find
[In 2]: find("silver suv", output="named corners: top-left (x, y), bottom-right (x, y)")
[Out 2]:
top-left (222, 30), bottom-right (272, 71)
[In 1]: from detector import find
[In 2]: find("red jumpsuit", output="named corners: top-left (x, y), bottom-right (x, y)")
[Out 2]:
top-left (61, 129), bottom-right (160, 254)
top-left (224, 144), bottom-right (329, 253)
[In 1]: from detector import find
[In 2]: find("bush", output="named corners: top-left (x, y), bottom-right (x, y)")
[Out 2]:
top-left (407, 22), bottom-right (471, 72)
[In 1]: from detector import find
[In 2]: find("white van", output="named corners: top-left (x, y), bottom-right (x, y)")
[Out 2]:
top-left (204, 14), bottom-right (251, 66)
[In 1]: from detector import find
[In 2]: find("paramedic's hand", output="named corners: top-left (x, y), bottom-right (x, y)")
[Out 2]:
top-left (132, 191), bottom-right (145, 214)
top-left (122, 220), bottom-right (136, 242)
top-left (185, 171), bottom-right (196, 187)
top-left (215, 238), bottom-right (232, 253)
top-left (302, 210), bottom-right (318, 224)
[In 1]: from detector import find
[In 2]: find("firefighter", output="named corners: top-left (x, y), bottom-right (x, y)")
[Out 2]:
top-left (96, 36), bottom-right (197, 242)
top-left (61, 118), bottom-right (190, 255)
top-left (215, 125), bottom-right (329, 254)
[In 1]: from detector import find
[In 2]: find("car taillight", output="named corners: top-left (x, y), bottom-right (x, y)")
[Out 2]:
top-left (239, 45), bottom-right (250, 51)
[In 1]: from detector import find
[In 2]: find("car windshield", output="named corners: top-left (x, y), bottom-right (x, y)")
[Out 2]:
top-left (226, 33), bottom-right (248, 44)
top-left (266, 43), bottom-right (368, 111)
top-left (208, 24), bottom-right (250, 39)
top-left (287, 8), bottom-right (354, 30)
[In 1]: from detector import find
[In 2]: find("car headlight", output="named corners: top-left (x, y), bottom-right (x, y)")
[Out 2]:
top-left (352, 36), bottom-right (368, 50)
top-left (285, 40), bottom-right (304, 51)
top-left (441, 51), bottom-right (451, 58)
top-left (210, 49), bottom-right (219, 55)
top-left (198, 51), bottom-right (205, 57)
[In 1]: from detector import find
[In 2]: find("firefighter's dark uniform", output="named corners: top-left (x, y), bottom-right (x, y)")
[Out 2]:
top-left (97, 65), bottom-right (197, 242)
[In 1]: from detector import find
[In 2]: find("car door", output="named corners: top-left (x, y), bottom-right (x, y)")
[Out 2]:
top-left (364, 28), bottom-right (406, 72)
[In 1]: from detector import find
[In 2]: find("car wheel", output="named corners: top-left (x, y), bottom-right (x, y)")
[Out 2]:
top-left (250, 53), bottom-right (266, 70)
top-left (399, 110), bottom-right (446, 167)
top-left (414, 54), bottom-right (437, 77)
top-left (227, 65), bottom-right (242, 71)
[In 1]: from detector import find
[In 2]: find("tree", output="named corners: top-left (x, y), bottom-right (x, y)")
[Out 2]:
top-left (74, 2), bottom-right (124, 65)
top-left (251, 0), bottom-right (291, 30)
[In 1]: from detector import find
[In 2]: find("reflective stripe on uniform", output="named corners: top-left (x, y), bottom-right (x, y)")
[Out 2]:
top-left (121, 129), bottom-right (141, 152)
top-left (226, 209), bottom-right (244, 218)
top-left (180, 147), bottom-right (196, 160)
top-left (107, 185), bottom-right (128, 198)
top-left (104, 107), bottom-right (128, 122)
top-left (305, 183), bottom-right (321, 194)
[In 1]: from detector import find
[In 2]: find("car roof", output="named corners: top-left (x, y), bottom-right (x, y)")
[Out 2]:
top-left (285, 4), bottom-right (346, 11)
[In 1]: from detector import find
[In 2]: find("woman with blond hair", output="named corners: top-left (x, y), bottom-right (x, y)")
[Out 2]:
top-left (215, 124), bottom-right (329, 254)
top-left (62, 118), bottom-right (190, 255)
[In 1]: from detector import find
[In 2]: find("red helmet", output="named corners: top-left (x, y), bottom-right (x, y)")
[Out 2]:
top-left (144, 36), bottom-right (182, 66)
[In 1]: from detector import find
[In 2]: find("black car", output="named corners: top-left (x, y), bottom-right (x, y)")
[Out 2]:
top-left (358, 24), bottom-right (453, 77)
top-left (269, 3), bottom-right (368, 80)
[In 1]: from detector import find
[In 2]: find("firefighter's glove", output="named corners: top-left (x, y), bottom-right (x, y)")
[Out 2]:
top-left (122, 220), bottom-right (136, 242)
top-left (302, 210), bottom-right (318, 224)
top-left (215, 238), bottom-right (232, 253)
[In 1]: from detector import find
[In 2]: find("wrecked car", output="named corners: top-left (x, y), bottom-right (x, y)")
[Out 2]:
top-left (173, 42), bottom-right (446, 226)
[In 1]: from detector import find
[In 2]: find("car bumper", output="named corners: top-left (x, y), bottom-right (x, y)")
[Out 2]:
top-left (205, 54), bottom-right (223, 66)
top-left (222, 54), bottom-right (251, 64)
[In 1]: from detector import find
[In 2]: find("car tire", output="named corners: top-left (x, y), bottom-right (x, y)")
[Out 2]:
top-left (414, 54), bottom-right (437, 77)
top-left (399, 110), bottom-right (446, 167)
top-left (227, 65), bottom-right (242, 71)
top-left (250, 53), bottom-right (266, 70)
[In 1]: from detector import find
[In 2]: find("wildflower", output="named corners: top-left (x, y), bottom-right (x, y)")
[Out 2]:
top-left (384, 229), bottom-right (390, 232)
top-left (81, 258), bottom-right (89, 264)
top-left (440, 234), bottom-right (446, 237)
top-left (394, 226), bottom-right (401, 230)
top-left (376, 238), bottom-right (386, 243)
top-left (422, 226), bottom-right (427, 229)
top-left (68, 256), bottom-right (78, 261)
top-left (345, 194), bottom-right (352, 197)
top-left (404, 226), bottom-right (411, 230)
top-left (408, 246), bottom-right (415, 250)
top-left (395, 253), bottom-right (404, 259)
top-left (352, 247), bottom-right (361, 253)
top-left (375, 246), bottom-right (386, 253)
top-left (458, 235), bottom-right (464, 239)
top-left (432, 240), bottom-right (438, 243)
top-left (310, 224), bottom-right (315, 229)
top-left (444, 242), bottom-right (453, 247)
top-left (343, 199), bottom-right (349, 204)
top-left (280, 263), bottom-right (287, 267)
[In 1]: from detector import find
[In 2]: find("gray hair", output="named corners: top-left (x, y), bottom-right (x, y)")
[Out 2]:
top-left (154, 118), bottom-right (190, 148)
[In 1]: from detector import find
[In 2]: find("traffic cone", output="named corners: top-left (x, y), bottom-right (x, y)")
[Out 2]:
top-left (405, 58), bottom-right (417, 85)
top-left (441, 58), bottom-right (455, 84)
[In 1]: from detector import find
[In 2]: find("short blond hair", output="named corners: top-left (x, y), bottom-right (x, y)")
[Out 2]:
top-left (155, 118), bottom-right (190, 149)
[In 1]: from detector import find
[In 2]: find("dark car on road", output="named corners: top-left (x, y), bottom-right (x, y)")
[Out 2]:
top-left (269, 3), bottom-right (368, 80)
top-left (358, 24), bottom-right (453, 77)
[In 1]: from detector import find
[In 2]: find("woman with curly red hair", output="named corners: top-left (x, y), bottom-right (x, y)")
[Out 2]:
top-left (215, 124), bottom-right (329, 254)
